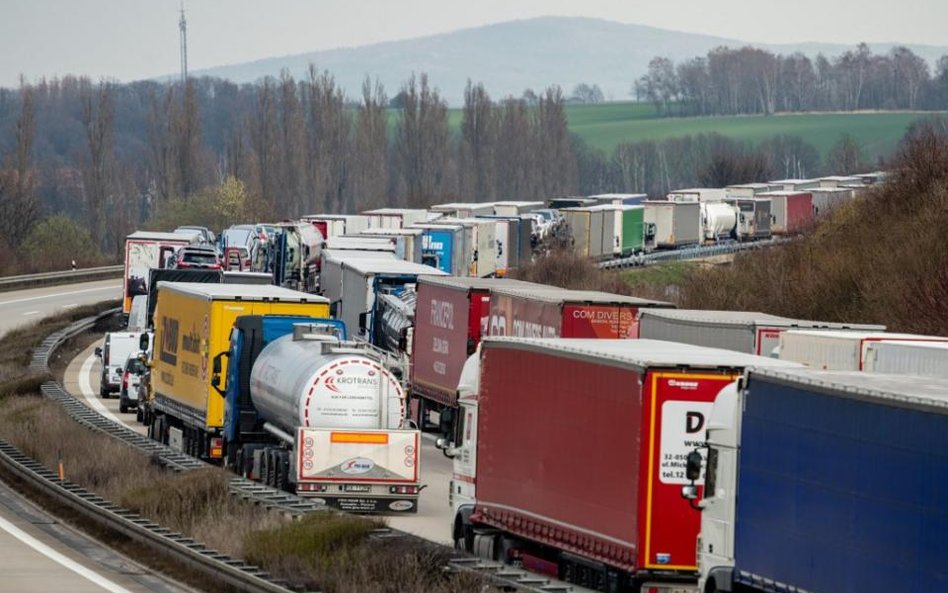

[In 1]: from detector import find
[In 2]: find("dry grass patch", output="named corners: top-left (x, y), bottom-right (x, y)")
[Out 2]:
top-left (246, 516), bottom-right (484, 593)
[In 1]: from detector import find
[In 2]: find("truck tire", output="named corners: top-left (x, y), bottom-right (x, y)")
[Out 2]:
top-left (119, 401), bottom-right (128, 414)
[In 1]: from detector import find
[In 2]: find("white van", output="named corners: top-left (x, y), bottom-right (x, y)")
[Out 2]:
top-left (95, 332), bottom-right (147, 397)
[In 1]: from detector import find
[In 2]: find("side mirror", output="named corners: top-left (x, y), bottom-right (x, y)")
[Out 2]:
top-left (139, 333), bottom-right (150, 351)
top-left (94, 347), bottom-right (102, 358)
top-left (685, 450), bottom-right (703, 481)
top-left (210, 352), bottom-right (229, 395)
top-left (681, 484), bottom-right (698, 500)
top-left (435, 437), bottom-right (458, 459)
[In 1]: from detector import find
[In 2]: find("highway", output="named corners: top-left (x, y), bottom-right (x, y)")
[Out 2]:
top-left (0, 279), bottom-right (121, 335)
top-left (0, 280), bottom-right (190, 593)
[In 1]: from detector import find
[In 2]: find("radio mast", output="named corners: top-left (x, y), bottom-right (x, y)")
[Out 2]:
top-left (179, 1), bottom-right (188, 84)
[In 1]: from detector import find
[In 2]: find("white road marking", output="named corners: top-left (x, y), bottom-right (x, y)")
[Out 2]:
top-left (0, 284), bottom-right (121, 306)
top-left (22, 311), bottom-right (39, 316)
top-left (79, 354), bottom-right (125, 424)
top-left (0, 514), bottom-right (135, 593)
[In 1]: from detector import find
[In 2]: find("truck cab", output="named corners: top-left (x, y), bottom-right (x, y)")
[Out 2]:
top-left (691, 382), bottom-right (741, 593)
top-left (437, 351), bottom-right (480, 550)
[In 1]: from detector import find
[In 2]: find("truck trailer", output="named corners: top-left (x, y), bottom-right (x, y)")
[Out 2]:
top-left (212, 316), bottom-right (421, 512)
top-left (757, 191), bottom-right (813, 235)
top-left (148, 282), bottom-right (331, 461)
top-left (862, 340), bottom-right (948, 378)
top-left (644, 201), bottom-right (701, 248)
top-left (777, 329), bottom-right (948, 370)
top-left (408, 276), bottom-right (543, 429)
top-left (638, 309), bottom-right (884, 356)
top-left (439, 338), bottom-right (800, 593)
top-left (690, 368), bottom-right (948, 593)
top-left (122, 230), bottom-right (200, 314)
top-left (487, 286), bottom-right (672, 339)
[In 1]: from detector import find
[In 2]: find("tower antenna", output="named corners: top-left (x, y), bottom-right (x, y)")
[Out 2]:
top-left (179, 1), bottom-right (188, 84)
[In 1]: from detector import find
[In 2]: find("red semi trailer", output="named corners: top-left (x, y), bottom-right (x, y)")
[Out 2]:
top-left (438, 338), bottom-right (799, 593)
top-left (409, 276), bottom-right (543, 429)
top-left (487, 286), bottom-right (672, 340)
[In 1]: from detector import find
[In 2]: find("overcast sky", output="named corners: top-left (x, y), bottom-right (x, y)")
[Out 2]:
top-left (1, 0), bottom-right (944, 88)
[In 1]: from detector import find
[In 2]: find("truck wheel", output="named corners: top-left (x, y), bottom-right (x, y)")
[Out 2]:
top-left (119, 401), bottom-right (128, 413)
top-left (136, 407), bottom-right (143, 423)
top-left (100, 385), bottom-right (109, 398)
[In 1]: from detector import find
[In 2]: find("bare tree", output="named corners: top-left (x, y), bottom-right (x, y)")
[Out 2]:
top-left (0, 85), bottom-right (41, 245)
top-left (393, 73), bottom-right (449, 207)
top-left (304, 67), bottom-right (352, 214)
top-left (81, 79), bottom-right (116, 250)
top-left (353, 77), bottom-right (389, 211)
top-left (459, 80), bottom-right (497, 200)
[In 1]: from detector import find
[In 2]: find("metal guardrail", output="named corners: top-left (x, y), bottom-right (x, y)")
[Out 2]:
top-left (0, 265), bottom-right (123, 293)
top-left (598, 237), bottom-right (785, 269)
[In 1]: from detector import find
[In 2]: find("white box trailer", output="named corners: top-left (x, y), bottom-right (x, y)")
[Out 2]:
top-left (863, 340), bottom-right (948, 378)
top-left (819, 176), bottom-right (861, 188)
top-left (667, 188), bottom-right (727, 202)
top-left (492, 201), bottom-right (544, 216)
top-left (357, 228), bottom-right (425, 263)
top-left (639, 309), bottom-right (885, 356)
top-left (302, 214), bottom-right (371, 238)
top-left (810, 187), bottom-right (855, 216)
top-left (724, 183), bottom-right (776, 198)
top-left (778, 330), bottom-right (948, 370)
top-left (559, 207), bottom-right (605, 258)
top-left (430, 202), bottom-right (497, 218)
top-left (122, 230), bottom-right (201, 314)
top-left (643, 201), bottom-right (701, 248)
top-left (769, 178), bottom-right (820, 191)
top-left (362, 208), bottom-right (430, 229)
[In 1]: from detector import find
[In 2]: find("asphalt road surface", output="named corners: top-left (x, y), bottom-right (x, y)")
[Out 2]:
top-left (0, 281), bottom-right (191, 593)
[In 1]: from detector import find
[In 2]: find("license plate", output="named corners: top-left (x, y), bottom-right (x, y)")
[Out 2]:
top-left (343, 484), bottom-right (371, 493)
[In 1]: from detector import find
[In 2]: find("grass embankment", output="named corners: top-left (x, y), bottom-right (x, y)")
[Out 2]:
top-left (0, 309), bottom-right (481, 592)
top-left (671, 125), bottom-right (948, 334)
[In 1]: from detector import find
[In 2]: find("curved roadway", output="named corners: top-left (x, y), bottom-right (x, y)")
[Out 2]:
top-left (0, 280), bottom-right (192, 593)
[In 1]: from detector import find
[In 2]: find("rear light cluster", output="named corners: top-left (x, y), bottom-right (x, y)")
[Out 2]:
top-left (209, 437), bottom-right (224, 459)
top-left (122, 372), bottom-right (129, 391)
top-left (298, 483), bottom-right (328, 492)
top-left (389, 485), bottom-right (419, 495)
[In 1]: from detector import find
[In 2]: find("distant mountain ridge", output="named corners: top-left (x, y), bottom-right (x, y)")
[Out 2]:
top-left (188, 17), bottom-right (948, 105)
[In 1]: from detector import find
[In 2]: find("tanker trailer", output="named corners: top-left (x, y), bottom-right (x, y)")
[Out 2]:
top-left (700, 201), bottom-right (738, 243)
top-left (213, 316), bottom-right (421, 513)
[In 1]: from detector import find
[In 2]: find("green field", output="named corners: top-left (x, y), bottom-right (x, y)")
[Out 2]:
top-left (565, 102), bottom-right (933, 161)
top-left (449, 101), bottom-right (937, 162)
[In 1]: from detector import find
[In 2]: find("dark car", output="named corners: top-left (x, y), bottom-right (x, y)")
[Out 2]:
top-left (172, 245), bottom-right (222, 270)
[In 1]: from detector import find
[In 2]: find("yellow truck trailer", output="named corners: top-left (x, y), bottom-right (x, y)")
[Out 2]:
top-left (149, 282), bottom-right (330, 460)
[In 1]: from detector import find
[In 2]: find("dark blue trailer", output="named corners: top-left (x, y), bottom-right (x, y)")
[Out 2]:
top-left (732, 368), bottom-right (948, 593)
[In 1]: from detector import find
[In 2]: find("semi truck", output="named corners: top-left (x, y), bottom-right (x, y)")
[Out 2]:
top-left (362, 208), bottom-right (431, 229)
top-left (413, 223), bottom-right (465, 275)
top-left (638, 309), bottom-right (884, 356)
top-left (777, 329), bottom-right (948, 369)
top-left (408, 276), bottom-right (543, 429)
top-left (122, 230), bottom-right (200, 314)
top-left (318, 253), bottom-right (446, 350)
top-left (270, 221), bottom-right (324, 292)
top-left (686, 368), bottom-right (948, 593)
top-left (147, 282), bottom-right (332, 461)
top-left (438, 338), bottom-right (800, 593)
top-left (487, 286), bottom-right (672, 339)
top-left (211, 316), bottom-right (421, 513)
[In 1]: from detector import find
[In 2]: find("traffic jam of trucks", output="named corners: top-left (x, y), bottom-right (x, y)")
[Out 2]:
top-left (87, 172), bottom-right (948, 592)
